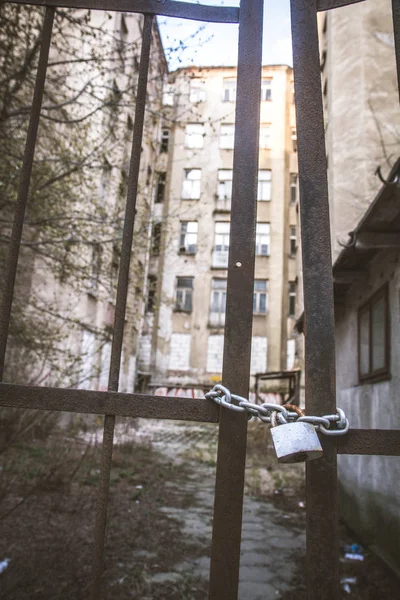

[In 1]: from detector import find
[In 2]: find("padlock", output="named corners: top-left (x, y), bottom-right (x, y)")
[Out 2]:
top-left (270, 408), bottom-right (323, 463)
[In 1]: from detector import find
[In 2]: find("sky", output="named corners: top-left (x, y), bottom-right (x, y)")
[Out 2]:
top-left (157, 0), bottom-right (293, 71)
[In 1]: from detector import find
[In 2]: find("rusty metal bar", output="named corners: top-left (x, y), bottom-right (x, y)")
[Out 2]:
top-left (290, 1), bottom-right (339, 599)
top-left (8, 0), bottom-right (240, 23)
top-left (392, 0), bottom-right (400, 102)
top-left (0, 383), bottom-right (220, 422)
top-left (0, 6), bottom-right (54, 380)
top-left (208, 1), bottom-right (263, 598)
top-left (89, 14), bottom-right (153, 599)
top-left (336, 429), bottom-right (400, 455)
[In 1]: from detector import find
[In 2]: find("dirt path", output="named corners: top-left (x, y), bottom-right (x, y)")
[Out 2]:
top-left (123, 419), bottom-right (305, 600)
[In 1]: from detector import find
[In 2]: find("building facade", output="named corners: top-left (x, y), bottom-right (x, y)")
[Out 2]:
top-left (3, 10), bottom-right (167, 393)
top-left (138, 65), bottom-right (298, 388)
top-left (333, 161), bottom-right (400, 575)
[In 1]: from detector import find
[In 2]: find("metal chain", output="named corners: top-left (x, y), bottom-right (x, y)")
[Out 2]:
top-left (205, 384), bottom-right (350, 436)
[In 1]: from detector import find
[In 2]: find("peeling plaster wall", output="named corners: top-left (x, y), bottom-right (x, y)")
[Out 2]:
top-left (335, 248), bottom-right (400, 573)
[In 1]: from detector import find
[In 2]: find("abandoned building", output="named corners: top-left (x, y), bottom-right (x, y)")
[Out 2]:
top-left (137, 65), bottom-right (299, 388)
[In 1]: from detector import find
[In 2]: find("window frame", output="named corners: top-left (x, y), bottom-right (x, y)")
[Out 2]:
top-left (222, 78), bottom-right (237, 102)
top-left (185, 123), bottom-right (205, 149)
top-left (288, 281), bottom-right (296, 317)
top-left (255, 223), bottom-right (270, 257)
top-left (261, 78), bottom-right (272, 101)
top-left (160, 128), bottom-right (170, 152)
top-left (257, 169), bottom-right (272, 201)
top-left (220, 124), bottom-right (235, 150)
top-left (217, 169), bottom-right (233, 202)
top-left (189, 78), bottom-right (206, 103)
top-left (289, 225), bottom-right (297, 256)
top-left (175, 276), bottom-right (194, 313)
top-left (259, 124), bottom-right (271, 149)
top-left (357, 283), bottom-right (390, 383)
top-left (290, 173), bottom-right (298, 204)
top-left (253, 280), bottom-right (268, 315)
top-left (179, 221), bottom-right (198, 255)
top-left (181, 168), bottom-right (201, 200)
top-left (209, 278), bottom-right (227, 327)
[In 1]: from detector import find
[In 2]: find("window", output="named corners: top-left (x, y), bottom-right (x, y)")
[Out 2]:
top-left (259, 124), bottom-right (271, 149)
top-left (146, 275), bottom-right (157, 312)
top-left (358, 285), bottom-right (390, 381)
top-left (212, 222), bottom-right (230, 268)
top-left (161, 129), bottom-right (170, 152)
top-left (217, 170), bottom-right (233, 202)
top-left (253, 280), bottom-right (268, 314)
top-left (290, 173), bottom-right (298, 204)
top-left (289, 281), bottom-right (296, 317)
top-left (155, 172), bottom-right (166, 203)
top-left (151, 222), bottom-right (162, 256)
top-left (210, 279), bottom-right (227, 327)
top-left (175, 277), bottom-right (193, 312)
top-left (222, 78), bottom-right (236, 102)
top-left (162, 83), bottom-right (174, 106)
top-left (87, 244), bottom-right (102, 295)
top-left (179, 221), bottom-right (198, 254)
top-left (220, 124), bottom-right (235, 149)
top-left (258, 170), bottom-right (272, 201)
top-left (255, 223), bottom-right (270, 256)
top-left (182, 169), bottom-right (201, 199)
top-left (185, 123), bottom-right (204, 148)
top-left (190, 79), bottom-right (206, 103)
top-left (289, 226), bottom-right (297, 256)
top-left (261, 78), bottom-right (272, 101)
top-left (291, 128), bottom-right (297, 152)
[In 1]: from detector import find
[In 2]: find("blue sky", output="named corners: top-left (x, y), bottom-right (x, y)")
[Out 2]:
top-left (157, 0), bottom-right (293, 71)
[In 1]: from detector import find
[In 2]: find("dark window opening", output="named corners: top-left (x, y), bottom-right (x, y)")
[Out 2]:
top-left (156, 172), bottom-right (166, 203)
top-left (175, 277), bottom-right (193, 312)
top-left (151, 222), bottom-right (162, 256)
top-left (161, 129), bottom-right (170, 152)
top-left (146, 275), bottom-right (157, 312)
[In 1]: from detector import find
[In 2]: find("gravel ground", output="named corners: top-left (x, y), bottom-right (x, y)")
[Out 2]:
top-left (0, 416), bottom-right (399, 599)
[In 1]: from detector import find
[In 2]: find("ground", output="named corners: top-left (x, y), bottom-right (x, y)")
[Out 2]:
top-left (0, 416), bottom-right (399, 599)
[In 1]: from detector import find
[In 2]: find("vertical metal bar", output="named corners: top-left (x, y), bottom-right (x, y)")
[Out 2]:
top-left (392, 0), bottom-right (400, 102)
top-left (208, 1), bottom-right (263, 598)
top-left (89, 14), bottom-right (153, 599)
top-left (0, 6), bottom-right (54, 380)
top-left (290, 1), bottom-right (339, 599)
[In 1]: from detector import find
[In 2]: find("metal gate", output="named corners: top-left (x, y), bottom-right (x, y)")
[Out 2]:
top-left (1, 0), bottom-right (400, 598)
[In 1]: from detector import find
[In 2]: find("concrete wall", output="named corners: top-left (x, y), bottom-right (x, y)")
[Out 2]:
top-left (335, 248), bottom-right (400, 573)
top-left (319, 0), bottom-right (400, 259)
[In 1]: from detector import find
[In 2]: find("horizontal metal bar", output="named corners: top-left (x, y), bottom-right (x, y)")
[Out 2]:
top-left (1, 383), bottom-right (399, 454)
top-left (0, 383), bottom-right (219, 422)
top-left (8, 0), bottom-right (240, 23)
top-left (336, 429), bottom-right (400, 456)
top-left (317, 0), bottom-right (365, 11)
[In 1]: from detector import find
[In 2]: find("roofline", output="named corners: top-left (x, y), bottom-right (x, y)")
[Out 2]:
top-left (333, 158), bottom-right (400, 271)
top-left (169, 64), bottom-right (293, 76)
